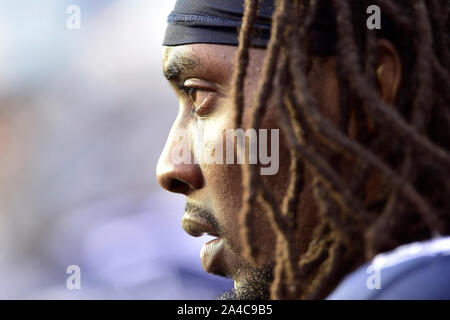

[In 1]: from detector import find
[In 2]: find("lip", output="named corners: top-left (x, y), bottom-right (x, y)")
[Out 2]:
top-left (182, 212), bottom-right (228, 276)
top-left (200, 237), bottom-right (226, 276)
top-left (181, 214), bottom-right (220, 238)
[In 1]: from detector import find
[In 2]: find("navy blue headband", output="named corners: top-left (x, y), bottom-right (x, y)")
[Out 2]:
top-left (163, 0), bottom-right (337, 55)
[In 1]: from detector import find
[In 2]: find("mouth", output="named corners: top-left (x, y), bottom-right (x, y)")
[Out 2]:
top-left (182, 211), bottom-right (228, 277)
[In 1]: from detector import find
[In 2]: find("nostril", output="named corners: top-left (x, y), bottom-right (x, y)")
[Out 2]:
top-left (156, 157), bottom-right (204, 194)
top-left (169, 178), bottom-right (190, 194)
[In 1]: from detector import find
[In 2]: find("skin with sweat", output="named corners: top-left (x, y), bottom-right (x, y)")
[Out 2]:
top-left (156, 42), bottom-right (401, 297)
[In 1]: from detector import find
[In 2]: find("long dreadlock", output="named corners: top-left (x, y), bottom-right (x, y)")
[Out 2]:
top-left (232, 0), bottom-right (450, 299)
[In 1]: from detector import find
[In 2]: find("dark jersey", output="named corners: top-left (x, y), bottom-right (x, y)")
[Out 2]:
top-left (327, 237), bottom-right (450, 299)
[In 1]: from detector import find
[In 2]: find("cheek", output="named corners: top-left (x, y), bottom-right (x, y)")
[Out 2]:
top-left (197, 103), bottom-right (283, 261)
top-left (197, 71), bottom-right (320, 264)
top-left (193, 104), bottom-right (247, 249)
top-left (207, 163), bottom-right (243, 242)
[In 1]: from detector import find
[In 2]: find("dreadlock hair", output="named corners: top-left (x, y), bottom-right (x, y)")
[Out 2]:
top-left (232, 0), bottom-right (450, 299)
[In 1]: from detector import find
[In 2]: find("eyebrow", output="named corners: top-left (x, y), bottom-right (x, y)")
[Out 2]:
top-left (163, 52), bottom-right (199, 82)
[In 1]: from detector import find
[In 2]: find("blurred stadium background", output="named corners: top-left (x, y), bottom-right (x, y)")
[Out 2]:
top-left (0, 0), bottom-right (233, 299)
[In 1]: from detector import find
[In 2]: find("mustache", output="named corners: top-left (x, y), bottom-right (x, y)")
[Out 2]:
top-left (184, 202), bottom-right (222, 234)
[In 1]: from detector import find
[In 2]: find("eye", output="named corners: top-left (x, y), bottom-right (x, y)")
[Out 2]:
top-left (181, 79), bottom-right (217, 116)
top-left (186, 87), bottom-right (210, 108)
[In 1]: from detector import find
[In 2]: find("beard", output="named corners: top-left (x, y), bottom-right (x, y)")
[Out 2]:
top-left (217, 263), bottom-right (274, 300)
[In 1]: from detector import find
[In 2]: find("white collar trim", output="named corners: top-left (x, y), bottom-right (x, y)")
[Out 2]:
top-left (370, 236), bottom-right (450, 270)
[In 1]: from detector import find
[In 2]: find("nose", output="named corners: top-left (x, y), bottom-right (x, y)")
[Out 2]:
top-left (156, 126), bottom-right (204, 195)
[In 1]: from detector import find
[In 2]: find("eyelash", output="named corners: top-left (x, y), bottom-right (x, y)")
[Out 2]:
top-left (178, 85), bottom-right (211, 116)
top-left (180, 85), bottom-right (195, 98)
top-left (179, 85), bottom-right (197, 109)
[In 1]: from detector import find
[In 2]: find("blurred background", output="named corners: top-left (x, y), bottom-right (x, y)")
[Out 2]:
top-left (0, 0), bottom-right (233, 299)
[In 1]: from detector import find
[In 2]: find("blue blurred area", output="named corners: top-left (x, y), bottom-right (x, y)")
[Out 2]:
top-left (1, 190), bottom-right (232, 299)
top-left (0, 0), bottom-right (233, 299)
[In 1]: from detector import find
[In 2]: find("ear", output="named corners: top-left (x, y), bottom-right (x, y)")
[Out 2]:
top-left (349, 39), bottom-right (402, 137)
top-left (376, 39), bottom-right (402, 104)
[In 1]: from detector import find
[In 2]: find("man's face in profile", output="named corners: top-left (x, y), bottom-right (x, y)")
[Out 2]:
top-left (154, 0), bottom-right (450, 301)
top-left (156, 43), bottom-right (339, 298)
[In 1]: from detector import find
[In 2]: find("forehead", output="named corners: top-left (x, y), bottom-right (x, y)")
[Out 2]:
top-left (163, 43), bottom-right (237, 62)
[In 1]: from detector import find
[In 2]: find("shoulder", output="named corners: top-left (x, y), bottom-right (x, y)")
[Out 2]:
top-left (327, 236), bottom-right (450, 300)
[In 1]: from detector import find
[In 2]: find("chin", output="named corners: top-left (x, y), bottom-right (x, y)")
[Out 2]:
top-left (217, 265), bottom-right (274, 300)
